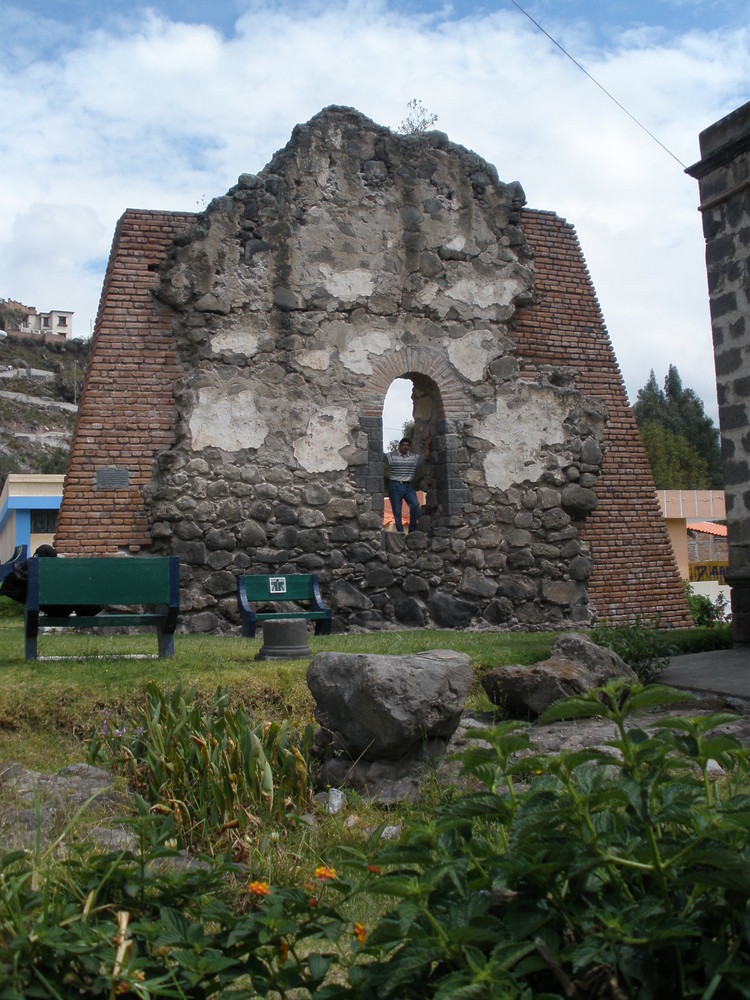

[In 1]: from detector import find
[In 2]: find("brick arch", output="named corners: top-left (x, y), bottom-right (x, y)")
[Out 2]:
top-left (363, 347), bottom-right (466, 421)
top-left (357, 347), bottom-right (471, 522)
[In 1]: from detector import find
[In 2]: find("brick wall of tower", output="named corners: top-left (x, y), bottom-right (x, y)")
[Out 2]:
top-left (516, 209), bottom-right (692, 627)
top-left (55, 209), bottom-right (195, 554)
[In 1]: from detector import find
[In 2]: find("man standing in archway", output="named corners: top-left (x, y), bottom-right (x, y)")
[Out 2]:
top-left (384, 436), bottom-right (432, 533)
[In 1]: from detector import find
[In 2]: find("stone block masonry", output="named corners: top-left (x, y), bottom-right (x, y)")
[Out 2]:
top-left (55, 106), bottom-right (691, 632)
top-left (687, 100), bottom-right (750, 644)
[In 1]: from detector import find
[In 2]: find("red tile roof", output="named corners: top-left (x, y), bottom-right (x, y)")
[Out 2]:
top-left (688, 521), bottom-right (728, 537)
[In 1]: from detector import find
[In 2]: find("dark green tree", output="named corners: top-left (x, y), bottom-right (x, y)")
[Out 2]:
top-left (638, 420), bottom-right (709, 489)
top-left (388, 419), bottom-right (414, 453)
top-left (633, 366), bottom-right (723, 489)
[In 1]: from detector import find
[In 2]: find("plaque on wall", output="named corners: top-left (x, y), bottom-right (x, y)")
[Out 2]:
top-left (95, 466), bottom-right (130, 491)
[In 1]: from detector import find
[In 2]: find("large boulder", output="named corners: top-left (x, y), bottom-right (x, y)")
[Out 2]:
top-left (307, 649), bottom-right (473, 761)
top-left (481, 632), bottom-right (636, 718)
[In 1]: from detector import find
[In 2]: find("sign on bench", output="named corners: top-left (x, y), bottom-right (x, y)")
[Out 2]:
top-left (24, 556), bottom-right (180, 661)
top-left (237, 573), bottom-right (332, 638)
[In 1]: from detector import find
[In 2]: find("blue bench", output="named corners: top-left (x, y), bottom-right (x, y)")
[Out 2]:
top-left (238, 573), bottom-right (332, 639)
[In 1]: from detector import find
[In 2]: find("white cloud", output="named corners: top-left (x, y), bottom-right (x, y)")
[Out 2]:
top-left (1, 0), bottom-right (747, 430)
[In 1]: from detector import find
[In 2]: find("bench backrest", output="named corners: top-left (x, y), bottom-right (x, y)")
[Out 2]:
top-left (34, 556), bottom-right (178, 607)
top-left (240, 574), bottom-right (316, 603)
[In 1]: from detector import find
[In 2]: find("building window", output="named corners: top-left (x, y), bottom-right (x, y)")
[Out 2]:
top-left (57, 316), bottom-right (67, 327)
top-left (42, 316), bottom-right (50, 328)
top-left (31, 509), bottom-right (57, 533)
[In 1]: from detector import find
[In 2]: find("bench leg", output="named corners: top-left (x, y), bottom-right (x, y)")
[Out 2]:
top-left (157, 627), bottom-right (175, 659)
top-left (315, 616), bottom-right (332, 636)
top-left (240, 614), bottom-right (257, 639)
top-left (25, 634), bottom-right (38, 661)
top-left (24, 609), bottom-right (39, 661)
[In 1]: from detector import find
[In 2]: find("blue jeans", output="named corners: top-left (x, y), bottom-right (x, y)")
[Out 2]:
top-left (389, 481), bottom-right (421, 532)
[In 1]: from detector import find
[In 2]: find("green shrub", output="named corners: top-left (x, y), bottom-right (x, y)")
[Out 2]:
top-left (87, 680), bottom-right (315, 855)
top-left (667, 623), bottom-right (733, 655)
top-left (683, 581), bottom-right (730, 628)
top-left (335, 682), bottom-right (750, 998)
top-left (590, 616), bottom-right (672, 683)
top-left (6, 682), bottom-right (750, 998)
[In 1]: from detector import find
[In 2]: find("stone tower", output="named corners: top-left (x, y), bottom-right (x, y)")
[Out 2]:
top-left (687, 100), bottom-right (750, 645)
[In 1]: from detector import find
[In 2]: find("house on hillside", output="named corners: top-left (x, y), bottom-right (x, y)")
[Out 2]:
top-left (0, 299), bottom-right (74, 343)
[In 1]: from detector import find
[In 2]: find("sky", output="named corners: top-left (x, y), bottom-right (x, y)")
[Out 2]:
top-left (1, 0), bottom-right (748, 444)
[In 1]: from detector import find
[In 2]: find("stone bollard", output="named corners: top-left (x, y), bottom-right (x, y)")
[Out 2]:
top-left (255, 619), bottom-right (312, 660)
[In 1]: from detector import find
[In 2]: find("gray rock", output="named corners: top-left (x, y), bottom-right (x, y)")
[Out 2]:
top-left (332, 579), bottom-right (373, 610)
top-left (394, 597), bottom-right (427, 626)
top-left (460, 566), bottom-right (498, 598)
top-left (427, 590), bottom-right (475, 628)
top-left (307, 649), bottom-right (472, 760)
top-left (561, 483), bottom-right (598, 514)
top-left (481, 632), bottom-right (637, 718)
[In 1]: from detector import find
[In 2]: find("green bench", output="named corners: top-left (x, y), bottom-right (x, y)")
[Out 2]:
top-left (238, 573), bottom-right (332, 638)
top-left (24, 556), bottom-right (180, 661)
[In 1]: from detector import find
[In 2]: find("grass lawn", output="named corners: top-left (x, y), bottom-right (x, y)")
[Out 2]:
top-left (0, 602), bottom-right (555, 771)
top-left (2, 599), bottom-right (746, 998)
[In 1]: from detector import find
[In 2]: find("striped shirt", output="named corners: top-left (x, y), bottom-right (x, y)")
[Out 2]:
top-left (385, 450), bottom-right (423, 482)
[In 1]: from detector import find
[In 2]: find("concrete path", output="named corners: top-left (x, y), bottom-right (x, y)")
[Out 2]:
top-left (660, 646), bottom-right (750, 701)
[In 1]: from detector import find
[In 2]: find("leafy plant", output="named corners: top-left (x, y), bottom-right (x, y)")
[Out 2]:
top-left (88, 681), bottom-right (315, 855)
top-left (683, 580), bottom-right (730, 628)
top-left (590, 615), bottom-right (672, 683)
top-left (5, 681), bottom-right (750, 998)
top-left (333, 681), bottom-right (750, 998)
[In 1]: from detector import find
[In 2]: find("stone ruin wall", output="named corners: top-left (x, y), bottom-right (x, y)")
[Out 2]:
top-left (55, 106), bottom-right (691, 632)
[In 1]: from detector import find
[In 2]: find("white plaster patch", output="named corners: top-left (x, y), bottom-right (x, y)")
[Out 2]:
top-left (189, 386), bottom-right (268, 452)
top-left (319, 264), bottom-right (374, 299)
top-left (294, 406), bottom-right (349, 472)
top-left (210, 330), bottom-right (259, 356)
top-left (444, 235), bottom-right (466, 251)
top-left (340, 331), bottom-right (392, 374)
top-left (445, 276), bottom-right (523, 309)
top-left (298, 350), bottom-right (330, 371)
top-left (447, 330), bottom-right (496, 382)
top-left (478, 391), bottom-right (568, 488)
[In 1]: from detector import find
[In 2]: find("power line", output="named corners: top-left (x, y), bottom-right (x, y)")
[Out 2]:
top-left (507, 0), bottom-right (687, 169)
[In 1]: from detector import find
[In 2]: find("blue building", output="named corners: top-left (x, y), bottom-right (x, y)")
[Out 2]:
top-left (0, 474), bottom-right (64, 562)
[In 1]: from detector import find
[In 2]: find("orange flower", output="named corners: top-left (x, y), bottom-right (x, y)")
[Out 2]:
top-left (314, 865), bottom-right (337, 882)
top-left (308, 896), bottom-right (318, 908)
top-left (279, 940), bottom-right (289, 964)
top-left (367, 864), bottom-right (381, 874)
top-left (353, 921), bottom-right (366, 945)
top-left (247, 880), bottom-right (271, 897)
